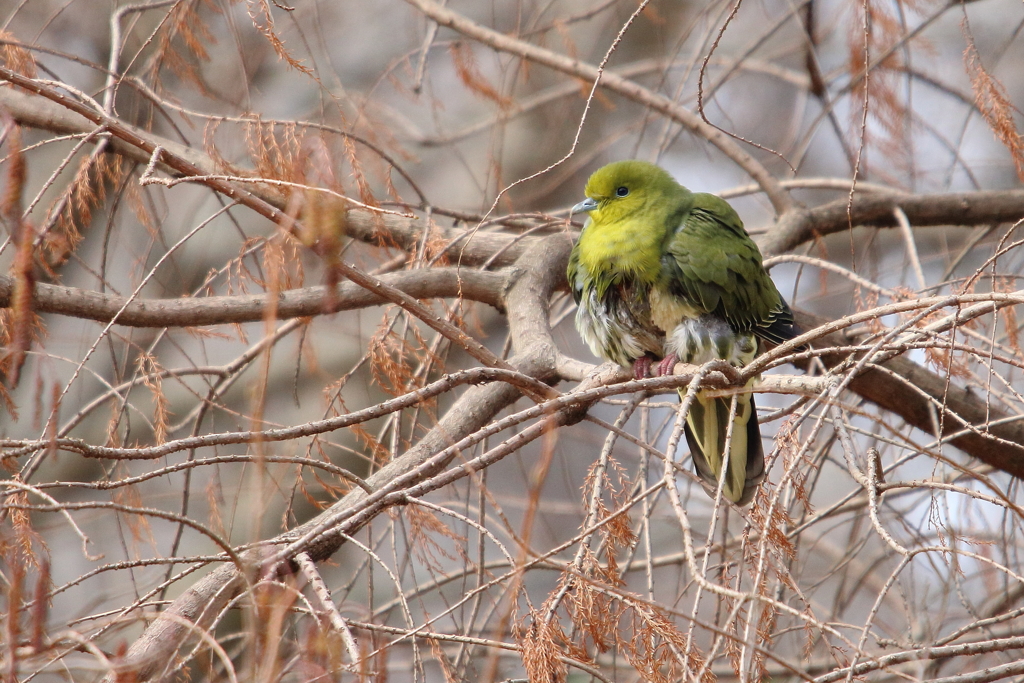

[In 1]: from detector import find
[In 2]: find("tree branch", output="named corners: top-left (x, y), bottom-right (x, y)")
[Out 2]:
top-left (762, 190), bottom-right (1024, 257)
top-left (0, 268), bottom-right (505, 326)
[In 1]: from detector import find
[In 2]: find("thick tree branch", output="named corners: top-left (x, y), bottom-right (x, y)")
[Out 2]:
top-left (761, 190), bottom-right (1024, 257)
top-left (0, 268), bottom-right (505, 326)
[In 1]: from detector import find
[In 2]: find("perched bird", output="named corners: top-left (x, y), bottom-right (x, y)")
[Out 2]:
top-left (567, 160), bottom-right (800, 505)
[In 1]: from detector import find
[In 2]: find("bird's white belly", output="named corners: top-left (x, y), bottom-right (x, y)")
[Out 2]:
top-left (576, 290), bottom-right (653, 367)
top-left (665, 315), bottom-right (757, 366)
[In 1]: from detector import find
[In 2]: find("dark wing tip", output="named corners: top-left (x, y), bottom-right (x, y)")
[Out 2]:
top-left (757, 318), bottom-right (808, 352)
top-left (755, 297), bottom-right (808, 352)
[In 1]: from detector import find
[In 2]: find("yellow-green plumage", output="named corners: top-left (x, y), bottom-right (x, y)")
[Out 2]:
top-left (568, 160), bottom-right (799, 505)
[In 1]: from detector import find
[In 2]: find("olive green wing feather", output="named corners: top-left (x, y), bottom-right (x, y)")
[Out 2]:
top-left (660, 193), bottom-right (799, 345)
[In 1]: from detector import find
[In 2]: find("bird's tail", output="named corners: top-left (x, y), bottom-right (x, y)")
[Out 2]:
top-left (682, 385), bottom-right (764, 505)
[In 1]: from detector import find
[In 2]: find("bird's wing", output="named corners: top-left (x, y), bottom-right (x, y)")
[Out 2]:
top-left (661, 193), bottom-right (798, 344)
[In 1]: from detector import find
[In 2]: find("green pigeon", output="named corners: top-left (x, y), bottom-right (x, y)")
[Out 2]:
top-left (567, 160), bottom-right (800, 505)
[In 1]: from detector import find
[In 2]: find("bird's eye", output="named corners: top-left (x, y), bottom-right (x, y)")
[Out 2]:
top-left (615, 186), bottom-right (629, 197)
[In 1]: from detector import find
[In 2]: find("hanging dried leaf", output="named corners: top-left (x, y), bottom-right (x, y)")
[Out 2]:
top-left (965, 31), bottom-right (1024, 182)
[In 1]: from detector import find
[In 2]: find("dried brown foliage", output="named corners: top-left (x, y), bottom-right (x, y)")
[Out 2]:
top-left (0, 32), bottom-right (36, 79)
top-left (516, 608), bottom-right (567, 683)
top-left (846, 0), bottom-right (923, 175)
top-left (565, 549), bottom-right (623, 653)
top-left (403, 504), bottom-right (469, 571)
top-left (148, 0), bottom-right (219, 92)
top-left (370, 315), bottom-right (418, 398)
top-left (1, 122), bottom-right (34, 388)
top-left (965, 27), bottom-right (1024, 182)
top-left (449, 42), bottom-right (513, 109)
top-left (45, 156), bottom-right (125, 273)
top-left (624, 602), bottom-right (711, 683)
top-left (137, 353), bottom-right (170, 445)
top-left (111, 474), bottom-right (157, 552)
top-left (246, 0), bottom-right (314, 76)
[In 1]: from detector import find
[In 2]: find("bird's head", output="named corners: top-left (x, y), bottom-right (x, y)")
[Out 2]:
top-left (572, 160), bottom-right (687, 225)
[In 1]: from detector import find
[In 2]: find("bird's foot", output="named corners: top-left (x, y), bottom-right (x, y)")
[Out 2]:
top-left (632, 356), bottom-right (653, 380)
top-left (655, 353), bottom-right (679, 377)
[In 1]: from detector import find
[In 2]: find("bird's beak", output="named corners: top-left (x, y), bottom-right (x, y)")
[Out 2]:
top-left (571, 197), bottom-right (598, 214)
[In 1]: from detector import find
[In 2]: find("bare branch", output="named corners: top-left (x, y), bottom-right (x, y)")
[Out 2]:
top-left (0, 268), bottom-right (505, 326)
top-left (762, 189), bottom-right (1024, 257)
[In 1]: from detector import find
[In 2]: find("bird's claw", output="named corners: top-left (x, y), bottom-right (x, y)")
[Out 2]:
top-left (655, 353), bottom-right (679, 377)
top-left (632, 356), bottom-right (653, 380)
